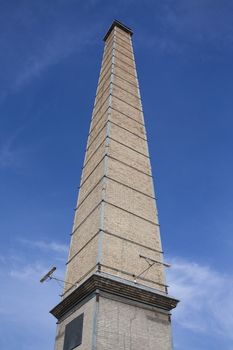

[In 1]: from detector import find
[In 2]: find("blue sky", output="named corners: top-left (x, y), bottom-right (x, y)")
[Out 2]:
top-left (1, 1), bottom-right (233, 349)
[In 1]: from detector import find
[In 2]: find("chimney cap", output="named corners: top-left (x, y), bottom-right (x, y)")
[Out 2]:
top-left (103, 20), bottom-right (133, 41)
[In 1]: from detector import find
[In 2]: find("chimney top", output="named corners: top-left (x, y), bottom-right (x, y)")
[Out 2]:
top-left (103, 20), bottom-right (133, 41)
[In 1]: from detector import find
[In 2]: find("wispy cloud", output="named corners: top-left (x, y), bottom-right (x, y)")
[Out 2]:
top-left (167, 257), bottom-right (233, 344)
top-left (10, 262), bottom-right (46, 280)
top-left (13, 29), bottom-right (91, 92)
top-left (0, 127), bottom-right (26, 168)
top-left (5, 238), bottom-right (68, 283)
top-left (140, 0), bottom-right (233, 55)
top-left (19, 238), bottom-right (69, 254)
top-left (0, 2), bottom-right (98, 102)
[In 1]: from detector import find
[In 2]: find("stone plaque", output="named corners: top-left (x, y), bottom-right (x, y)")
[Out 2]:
top-left (63, 313), bottom-right (84, 350)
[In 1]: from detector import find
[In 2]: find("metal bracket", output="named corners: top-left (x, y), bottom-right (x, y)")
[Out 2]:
top-left (134, 254), bottom-right (171, 283)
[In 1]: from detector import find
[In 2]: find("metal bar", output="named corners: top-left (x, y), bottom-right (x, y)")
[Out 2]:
top-left (51, 276), bottom-right (77, 287)
top-left (136, 262), bottom-right (155, 279)
top-left (140, 254), bottom-right (171, 268)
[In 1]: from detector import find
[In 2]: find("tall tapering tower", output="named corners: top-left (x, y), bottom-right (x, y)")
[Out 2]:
top-left (51, 20), bottom-right (178, 350)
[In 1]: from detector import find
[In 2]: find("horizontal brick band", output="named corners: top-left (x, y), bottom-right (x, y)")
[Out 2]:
top-left (67, 227), bottom-right (163, 267)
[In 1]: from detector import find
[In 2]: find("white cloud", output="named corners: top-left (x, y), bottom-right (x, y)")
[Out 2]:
top-left (0, 240), bottom-right (66, 349)
top-left (167, 257), bottom-right (233, 340)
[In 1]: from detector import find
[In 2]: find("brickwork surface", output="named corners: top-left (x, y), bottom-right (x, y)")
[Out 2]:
top-left (64, 24), bottom-right (167, 297)
top-left (96, 296), bottom-right (173, 350)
